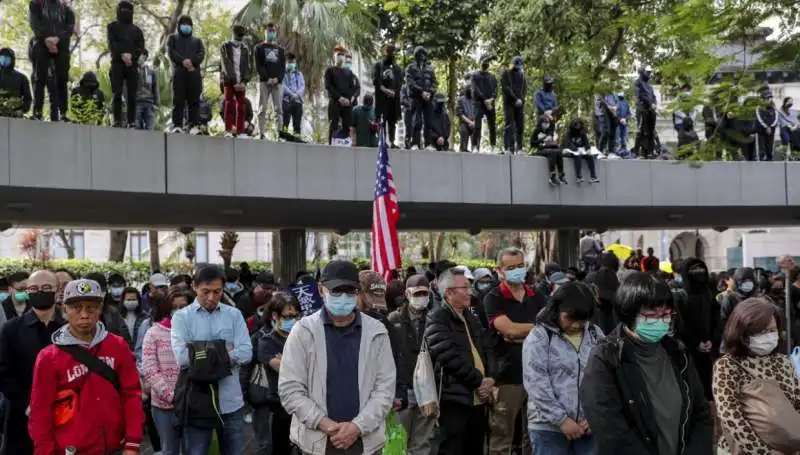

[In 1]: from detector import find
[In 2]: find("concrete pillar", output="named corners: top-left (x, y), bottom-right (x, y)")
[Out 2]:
top-left (273, 229), bottom-right (306, 286)
top-left (556, 229), bottom-right (580, 267)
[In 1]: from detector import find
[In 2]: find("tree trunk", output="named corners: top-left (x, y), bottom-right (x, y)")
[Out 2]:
top-left (148, 230), bottom-right (161, 272)
top-left (448, 55), bottom-right (457, 146)
top-left (108, 230), bottom-right (128, 261)
top-left (57, 229), bottom-right (75, 259)
top-left (532, 230), bottom-right (558, 274)
top-left (433, 232), bottom-right (445, 261)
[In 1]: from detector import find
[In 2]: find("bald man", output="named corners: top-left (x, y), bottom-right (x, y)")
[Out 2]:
top-left (0, 269), bottom-right (66, 454)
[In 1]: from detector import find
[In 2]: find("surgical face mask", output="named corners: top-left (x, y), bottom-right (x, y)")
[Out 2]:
top-left (324, 293), bottom-right (357, 316)
top-left (634, 316), bottom-right (671, 343)
top-left (514, 64), bottom-right (523, 72)
top-left (287, 62), bottom-right (296, 71)
top-left (0, 55), bottom-right (11, 68)
top-left (542, 122), bottom-right (551, 130)
top-left (279, 318), bottom-right (296, 333)
top-left (123, 300), bottom-right (139, 311)
top-left (739, 280), bottom-right (754, 294)
top-left (476, 282), bottom-right (492, 292)
top-left (344, 62), bottom-right (352, 70)
top-left (409, 295), bottom-right (429, 311)
top-left (29, 292), bottom-right (56, 310)
top-left (14, 290), bottom-right (29, 303)
top-left (674, 275), bottom-right (683, 285)
top-left (748, 332), bottom-right (778, 356)
top-left (504, 268), bottom-right (526, 284)
top-left (138, 55), bottom-right (146, 66)
top-left (179, 24), bottom-right (192, 35)
top-left (0, 291), bottom-right (7, 302)
top-left (225, 282), bottom-right (240, 292)
top-left (266, 31), bottom-right (277, 41)
top-left (110, 286), bottom-right (124, 298)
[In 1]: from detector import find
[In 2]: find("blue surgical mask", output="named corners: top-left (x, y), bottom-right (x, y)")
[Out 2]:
top-left (635, 316), bottom-right (671, 343)
top-left (324, 294), bottom-right (357, 317)
top-left (476, 282), bottom-right (492, 292)
top-left (674, 275), bottom-right (683, 285)
top-left (0, 55), bottom-right (11, 68)
top-left (0, 292), bottom-right (7, 302)
top-left (14, 291), bottom-right (29, 302)
top-left (344, 62), bottom-right (352, 70)
top-left (110, 286), bottom-right (124, 298)
top-left (179, 24), bottom-right (192, 35)
top-left (225, 282), bottom-right (240, 292)
top-left (504, 268), bottom-right (526, 284)
top-left (287, 62), bottom-right (296, 71)
top-left (266, 31), bottom-right (277, 41)
top-left (280, 318), bottom-right (296, 333)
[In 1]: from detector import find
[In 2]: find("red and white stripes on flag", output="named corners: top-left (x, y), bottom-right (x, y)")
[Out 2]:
top-left (371, 124), bottom-right (401, 278)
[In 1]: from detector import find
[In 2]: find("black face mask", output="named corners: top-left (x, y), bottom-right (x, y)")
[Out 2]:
top-left (481, 63), bottom-right (489, 71)
top-left (119, 9), bottom-right (133, 23)
top-left (29, 291), bottom-right (56, 310)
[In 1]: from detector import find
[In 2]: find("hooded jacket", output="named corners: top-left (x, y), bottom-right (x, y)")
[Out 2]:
top-left (500, 67), bottom-right (526, 104)
top-left (220, 40), bottom-right (252, 85)
top-left (324, 65), bottom-right (357, 101)
top-left (587, 252), bottom-right (620, 335)
top-left (635, 76), bottom-right (656, 110)
top-left (471, 69), bottom-right (497, 103)
top-left (167, 16), bottom-right (205, 73)
top-left (106, 1), bottom-right (145, 64)
top-left (29, 0), bottom-right (75, 42)
top-left (0, 48), bottom-right (33, 114)
top-left (530, 121), bottom-right (558, 149)
top-left (427, 98), bottom-right (451, 145)
top-left (405, 51), bottom-right (437, 99)
top-left (456, 92), bottom-right (474, 124)
top-left (70, 72), bottom-right (105, 108)
top-left (562, 120), bottom-right (591, 151)
top-left (28, 323), bottom-right (144, 455)
top-left (676, 259), bottom-right (719, 350)
top-left (579, 325), bottom-right (714, 455)
top-left (718, 267), bottom-right (760, 343)
top-left (372, 56), bottom-right (403, 115)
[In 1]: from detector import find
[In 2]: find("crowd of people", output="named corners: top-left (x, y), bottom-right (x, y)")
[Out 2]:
top-left (0, 245), bottom-right (798, 455)
top-left (2, 1), bottom-right (799, 163)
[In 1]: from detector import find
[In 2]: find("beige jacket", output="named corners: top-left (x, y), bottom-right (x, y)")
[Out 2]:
top-left (278, 310), bottom-right (396, 455)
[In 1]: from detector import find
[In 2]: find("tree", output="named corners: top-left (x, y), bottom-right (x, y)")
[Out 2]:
top-left (109, 230), bottom-right (128, 261)
top-left (219, 231), bottom-right (239, 270)
top-left (56, 229), bottom-right (76, 259)
top-left (148, 230), bottom-right (161, 272)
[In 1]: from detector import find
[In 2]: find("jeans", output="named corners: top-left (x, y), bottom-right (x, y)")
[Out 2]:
top-left (571, 155), bottom-right (597, 180)
top-left (135, 103), bottom-right (156, 130)
top-left (151, 406), bottom-right (180, 455)
top-left (182, 407), bottom-right (245, 455)
top-left (282, 99), bottom-right (303, 134)
top-left (617, 122), bottom-right (629, 152)
top-left (258, 82), bottom-right (283, 135)
top-left (529, 429), bottom-right (596, 455)
top-left (253, 405), bottom-right (272, 455)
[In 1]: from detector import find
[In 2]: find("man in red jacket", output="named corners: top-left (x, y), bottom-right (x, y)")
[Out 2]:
top-left (28, 278), bottom-right (144, 455)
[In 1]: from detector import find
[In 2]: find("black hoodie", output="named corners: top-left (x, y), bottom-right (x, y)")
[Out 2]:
top-left (562, 120), bottom-right (591, 150)
top-left (167, 15), bottom-right (205, 73)
top-left (29, 0), bottom-right (75, 42)
top-left (71, 71), bottom-right (104, 108)
top-left (0, 48), bottom-right (33, 115)
top-left (427, 97), bottom-right (451, 146)
top-left (676, 258), bottom-right (719, 349)
top-left (107, 1), bottom-right (144, 64)
top-left (587, 252), bottom-right (620, 334)
top-left (324, 65), bottom-right (357, 101)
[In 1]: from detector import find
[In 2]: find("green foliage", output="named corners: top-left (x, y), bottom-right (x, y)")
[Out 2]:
top-left (68, 94), bottom-right (106, 125)
top-left (0, 91), bottom-right (24, 117)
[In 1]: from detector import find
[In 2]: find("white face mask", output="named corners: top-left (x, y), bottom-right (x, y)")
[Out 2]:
top-left (748, 332), bottom-right (779, 356)
top-left (740, 280), bottom-right (754, 293)
top-left (123, 300), bottom-right (139, 311)
top-left (409, 295), bottom-right (429, 310)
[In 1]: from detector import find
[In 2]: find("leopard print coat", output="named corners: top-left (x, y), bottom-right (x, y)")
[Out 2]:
top-left (712, 353), bottom-right (800, 454)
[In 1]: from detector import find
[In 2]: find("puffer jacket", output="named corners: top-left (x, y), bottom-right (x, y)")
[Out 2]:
top-left (405, 60), bottom-right (437, 98)
top-left (523, 321), bottom-right (604, 432)
top-left (579, 325), bottom-right (713, 455)
top-left (424, 303), bottom-right (496, 406)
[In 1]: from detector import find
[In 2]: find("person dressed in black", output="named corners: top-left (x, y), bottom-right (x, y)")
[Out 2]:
top-left (720, 95), bottom-right (757, 161)
top-left (84, 272), bottom-right (131, 347)
top-left (372, 43), bottom-right (403, 148)
top-left (0, 269), bottom-right (65, 455)
top-left (500, 56), bottom-right (526, 154)
top-left (167, 15), bottom-right (205, 134)
top-left (324, 48), bottom-right (358, 144)
top-left (456, 83), bottom-right (476, 152)
top-left (2, 272), bottom-right (31, 322)
top-left (405, 46), bottom-right (437, 149)
top-left (531, 114), bottom-right (566, 185)
top-left (29, 0), bottom-right (75, 121)
top-left (107, 0), bottom-right (144, 127)
top-left (755, 88), bottom-right (777, 161)
top-left (351, 93), bottom-right (379, 148)
top-left (471, 54), bottom-right (498, 152)
top-left (427, 93), bottom-right (451, 151)
top-left (585, 251), bottom-right (620, 335)
top-left (580, 272), bottom-right (714, 455)
top-left (70, 71), bottom-right (105, 122)
top-left (718, 266), bottom-right (760, 344)
top-left (562, 118), bottom-right (598, 184)
top-left (0, 48), bottom-right (32, 117)
top-left (633, 65), bottom-right (657, 158)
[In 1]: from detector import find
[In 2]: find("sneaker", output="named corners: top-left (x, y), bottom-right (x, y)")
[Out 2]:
top-left (576, 177), bottom-right (584, 184)
top-left (31, 113), bottom-right (43, 121)
top-left (591, 177), bottom-right (600, 183)
top-left (411, 145), bottom-right (419, 151)
top-left (189, 126), bottom-right (201, 135)
top-left (559, 175), bottom-right (568, 185)
top-left (224, 132), bottom-right (235, 138)
top-left (170, 126), bottom-right (184, 134)
top-left (238, 133), bottom-right (250, 139)
top-left (549, 175), bottom-right (558, 186)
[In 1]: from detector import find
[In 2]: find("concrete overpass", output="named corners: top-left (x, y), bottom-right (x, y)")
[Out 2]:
top-left (2, 117), bottom-right (800, 279)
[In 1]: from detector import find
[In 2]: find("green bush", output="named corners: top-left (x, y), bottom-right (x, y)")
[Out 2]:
top-left (0, 257), bottom-right (496, 283)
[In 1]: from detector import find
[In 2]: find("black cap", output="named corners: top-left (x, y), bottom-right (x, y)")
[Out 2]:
top-left (321, 260), bottom-right (359, 290)
top-left (254, 271), bottom-right (277, 286)
top-left (108, 272), bottom-right (126, 285)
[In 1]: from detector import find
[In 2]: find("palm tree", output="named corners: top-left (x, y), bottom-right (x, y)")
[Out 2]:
top-left (234, 0), bottom-right (377, 96)
top-left (219, 231), bottom-right (240, 271)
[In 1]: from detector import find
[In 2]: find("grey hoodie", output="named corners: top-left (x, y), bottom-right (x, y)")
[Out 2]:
top-left (52, 322), bottom-right (109, 348)
top-left (523, 321), bottom-right (604, 432)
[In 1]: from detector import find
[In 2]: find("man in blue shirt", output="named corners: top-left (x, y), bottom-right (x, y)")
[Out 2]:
top-left (171, 265), bottom-right (252, 455)
top-left (534, 75), bottom-right (558, 120)
top-left (616, 92), bottom-right (632, 157)
top-left (282, 52), bottom-right (305, 135)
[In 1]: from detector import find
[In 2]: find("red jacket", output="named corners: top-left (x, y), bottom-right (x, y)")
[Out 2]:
top-left (28, 332), bottom-right (144, 455)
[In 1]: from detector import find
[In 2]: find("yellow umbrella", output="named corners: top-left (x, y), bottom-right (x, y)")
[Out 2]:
top-left (605, 244), bottom-right (633, 261)
top-left (660, 261), bottom-right (673, 274)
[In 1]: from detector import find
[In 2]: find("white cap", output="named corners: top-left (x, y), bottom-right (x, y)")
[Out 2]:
top-left (454, 265), bottom-right (474, 281)
top-left (473, 267), bottom-right (492, 282)
top-left (149, 273), bottom-right (170, 287)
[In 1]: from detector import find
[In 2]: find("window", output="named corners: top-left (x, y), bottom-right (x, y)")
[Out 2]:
top-left (195, 232), bottom-right (209, 263)
top-left (129, 232), bottom-right (148, 260)
top-left (49, 230), bottom-right (85, 259)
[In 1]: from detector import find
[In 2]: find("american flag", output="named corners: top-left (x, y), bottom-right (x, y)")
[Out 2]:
top-left (371, 124), bottom-right (401, 276)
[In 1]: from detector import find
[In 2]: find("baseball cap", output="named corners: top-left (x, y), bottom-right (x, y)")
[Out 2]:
top-left (359, 271), bottom-right (387, 295)
top-left (549, 271), bottom-right (569, 285)
top-left (454, 265), bottom-right (474, 281)
top-left (107, 273), bottom-right (125, 286)
top-left (149, 273), bottom-right (170, 288)
top-left (63, 279), bottom-right (105, 304)
top-left (405, 274), bottom-right (430, 291)
top-left (320, 260), bottom-right (359, 290)
top-left (254, 271), bottom-right (277, 287)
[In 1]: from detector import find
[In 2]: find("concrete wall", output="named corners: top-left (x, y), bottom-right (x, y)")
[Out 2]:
top-left (1, 117), bottom-right (798, 209)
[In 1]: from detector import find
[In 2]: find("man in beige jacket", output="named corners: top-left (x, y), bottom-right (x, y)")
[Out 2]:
top-left (279, 260), bottom-right (396, 455)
